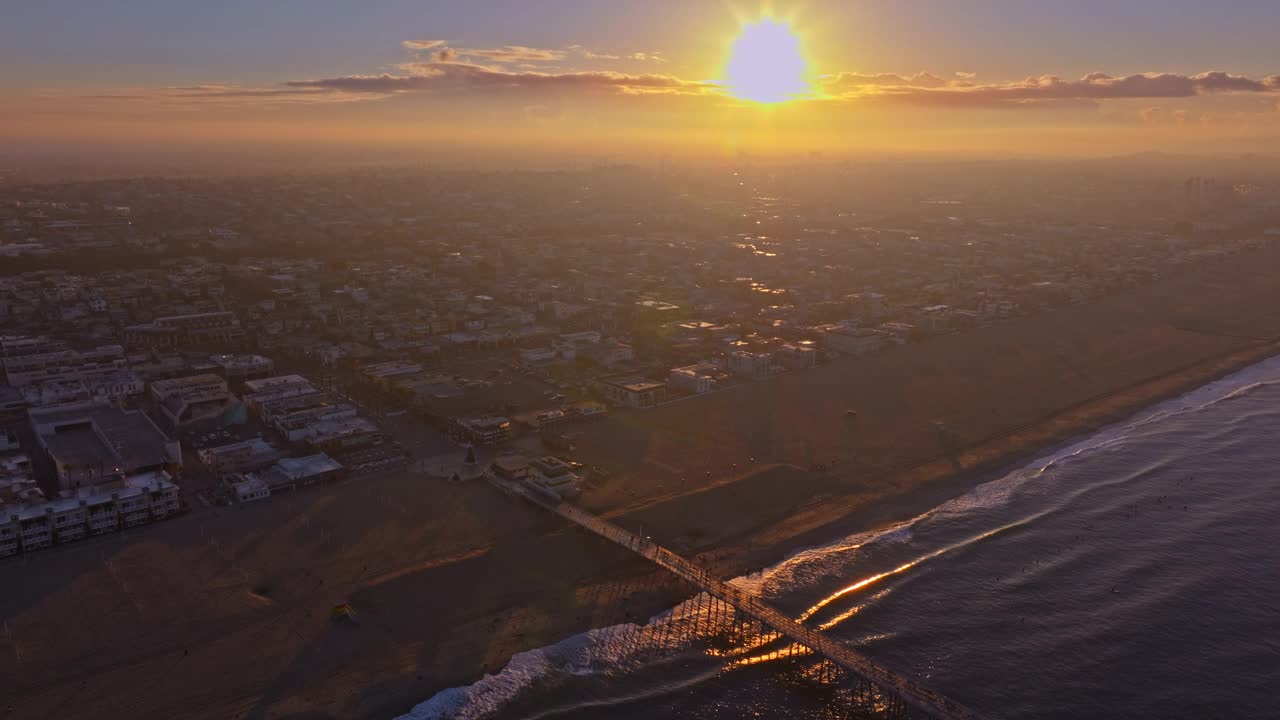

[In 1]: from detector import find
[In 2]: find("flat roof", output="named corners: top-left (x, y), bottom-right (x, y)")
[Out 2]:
top-left (603, 377), bottom-right (665, 392)
top-left (276, 454), bottom-right (343, 479)
top-left (243, 374), bottom-right (312, 393)
top-left (200, 437), bottom-right (276, 455)
top-left (34, 403), bottom-right (172, 472)
top-left (209, 354), bottom-right (273, 368)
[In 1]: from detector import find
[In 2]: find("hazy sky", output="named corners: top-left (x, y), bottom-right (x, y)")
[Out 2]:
top-left (5, 1), bottom-right (1280, 158)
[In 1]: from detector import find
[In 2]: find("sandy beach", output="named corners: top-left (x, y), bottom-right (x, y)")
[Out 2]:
top-left (3, 245), bottom-right (1280, 720)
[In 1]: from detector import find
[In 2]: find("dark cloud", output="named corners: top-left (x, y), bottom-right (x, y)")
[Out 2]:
top-left (172, 87), bottom-right (334, 99)
top-left (402, 40), bottom-right (565, 64)
top-left (285, 63), bottom-right (713, 95)
top-left (832, 71), bottom-right (1280, 106)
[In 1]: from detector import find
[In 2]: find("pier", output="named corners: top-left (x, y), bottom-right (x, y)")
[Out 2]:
top-left (490, 474), bottom-right (982, 720)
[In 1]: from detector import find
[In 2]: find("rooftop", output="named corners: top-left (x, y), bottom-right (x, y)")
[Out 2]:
top-left (209, 354), bottom-right (273, 370)
top-left (275, 454), bottom-right (343, 480)
top-left (31, 402), bottom-right (174, 473)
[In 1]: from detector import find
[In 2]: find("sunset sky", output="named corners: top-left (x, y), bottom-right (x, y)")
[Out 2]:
top-left (6, 0), bottom-right (1280, 158)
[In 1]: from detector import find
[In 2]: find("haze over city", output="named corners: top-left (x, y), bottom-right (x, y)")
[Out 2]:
top-left (3, 3), bottom-right (1280, 720)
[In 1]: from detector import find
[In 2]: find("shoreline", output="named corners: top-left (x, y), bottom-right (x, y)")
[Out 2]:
top-left (721, 335), bottom-right (1280, 577)
top-left (399, 336), bottom-right (1280, 719)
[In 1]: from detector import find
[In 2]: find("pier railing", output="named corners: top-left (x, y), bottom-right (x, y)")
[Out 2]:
top-left (490, 473), bottom-right (982, 720)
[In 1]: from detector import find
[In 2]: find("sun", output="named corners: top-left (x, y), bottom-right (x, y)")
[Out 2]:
top-left (723, 18), bottom-right (811, 103)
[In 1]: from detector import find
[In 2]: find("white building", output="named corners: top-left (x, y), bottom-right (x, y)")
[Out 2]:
top-left (0, 471), bottom-right (180, 555)
top-left (668, 364), bottom-right (722, 395)
top-left (232, 474), bottom-right (271, 503)
top-left (775, 343), bottom-right (817, 370)
top-left (728, 351), bottom-right (773, 380)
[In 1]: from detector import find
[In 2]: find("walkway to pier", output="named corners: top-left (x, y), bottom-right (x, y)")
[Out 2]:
top-left (489, 474), bottom-right (982, 720)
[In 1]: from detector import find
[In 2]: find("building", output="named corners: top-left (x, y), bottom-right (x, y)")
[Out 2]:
top-left (544, 331), bottom-right (602, 363)
top-left (917, 305), bottom-right (951, 333)
top-left (528, 456), bottom-right (580, 498)
top-left (261, 453), bottom-right (344, 490)
top-left (124, 312), bottom-right (244, 349)
top-left (242, 374), bottom-right (316, 410)
top-left (449, 415), bottom-right (512, 445)
top-left (518, 346), bottom-right (565, 367)
top-left (633, 300), bottom-right (682, 327)
top-left (727, 351), bottom-right (773, 380)
top-left (259, 392), bottom-right (358, 441)
top-left (850, 292), bottom-right (887, 320)
top-left (668, 364), bottom-right (722, 395)
top-left (775, 343), bottom-right (817, 370)
top-left (150, 374), bottom-right (240, 432)
top-left (819, 325), bottom-right (886, 355)
top-left (597, 376), bottom-right (667, 409)
top-left (359, 361), bottom-right (424, 387)
top-left (1, 341), bottom-right (127, 388)
top-left (30, 401), bottom-right (181, 492)
top-left (0, 454), bottom-right (41, 507)
top-left (331, 443), bottom-right (408, 476)
top-left (209, 353), bottom-right (275, 380)
top-left (489, 455), bottom-right (531, 482)
top-left (0, 512), bottom-right (17, 556)
top-left (571, 401), bottom-right (608, 421)
top-left (0, 471), bottom-right (180, 556)
top-left (878, 322), bottom-right (915, 345)
top-left (307, 417), bottom-right (383, 451)
top-left (231, 474), bottom-right (271, 503)
top-left (489, 454), bottom-right (579, 498)
top-left (0, 384), bottom-right (28, 429)
top-left (196, 438), bottom-right (284, 475)
top-left (587, 340), bottom-right (635, 369)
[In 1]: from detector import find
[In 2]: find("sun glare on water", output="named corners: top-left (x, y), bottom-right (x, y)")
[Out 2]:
top-left (724, 18), bottom-right (810, 104)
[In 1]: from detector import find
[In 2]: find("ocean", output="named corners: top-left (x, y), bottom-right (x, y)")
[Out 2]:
top-left (400, 354), bottom-right (1280, 719)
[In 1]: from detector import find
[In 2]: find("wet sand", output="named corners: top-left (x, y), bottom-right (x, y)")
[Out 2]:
top-left (3, 246), bottom-right (1280, 719)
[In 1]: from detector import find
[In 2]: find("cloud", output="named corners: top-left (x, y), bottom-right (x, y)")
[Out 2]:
top-left (285, 63), bottom-right (714, 96)
top-left (628, 52), bottom-right (667, 64)
top-left (458, 46), bottom-right (566, 63)
top-left (827, 72), bottom-right (948, 89)
top-left (405, 41), bottom-right (566, 64)
top-left (829, 71), bottom-right (1280, 106)
top-left (401, 40), bottom-right (447, 51)
top-left (167, 84), bottom-right (338, 99)
top-left (575, 47), bottom-right (621, 61)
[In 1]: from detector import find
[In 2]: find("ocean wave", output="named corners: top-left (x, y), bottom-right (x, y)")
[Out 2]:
top-left (404, 352), bottom-right (1280, 719)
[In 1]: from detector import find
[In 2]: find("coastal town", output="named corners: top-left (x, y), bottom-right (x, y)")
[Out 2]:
top-left (5, 161), bottom-right (1280, 720)
top-left (2, 164), bottom-right (1278, 556)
